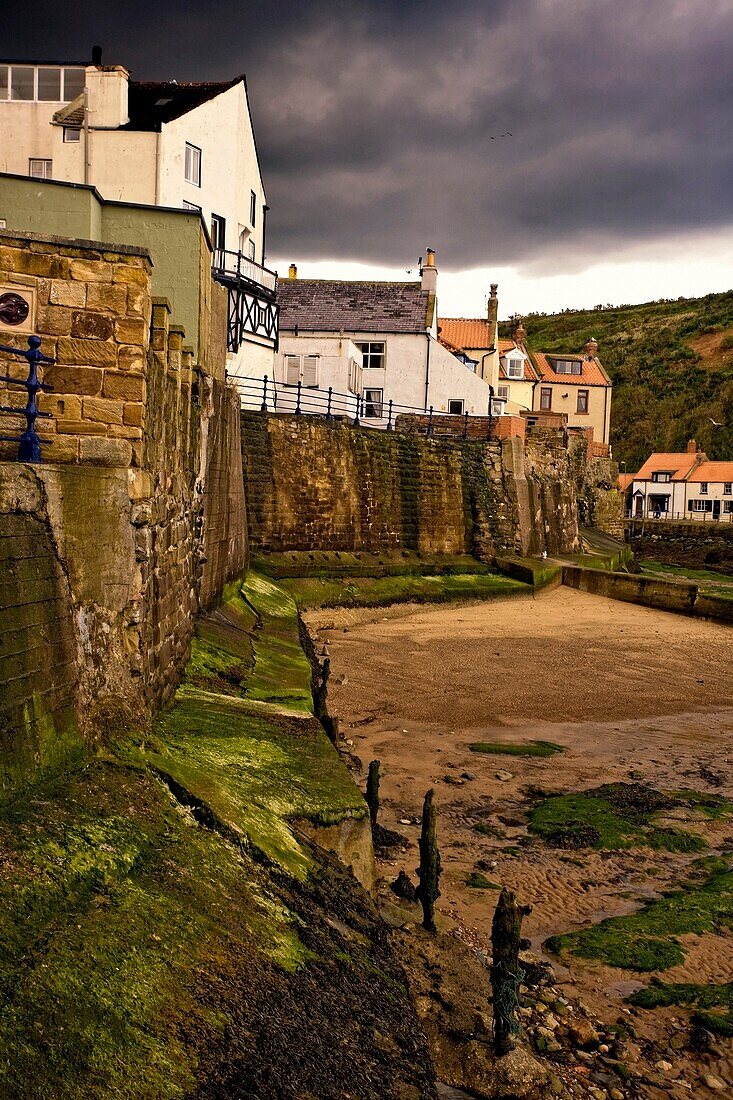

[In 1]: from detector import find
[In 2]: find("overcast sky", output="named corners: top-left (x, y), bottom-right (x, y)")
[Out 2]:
top-left (10, 0), bottom-right (733, 316)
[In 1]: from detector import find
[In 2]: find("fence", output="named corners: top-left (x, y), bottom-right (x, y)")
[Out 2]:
top-left (230, 374), bottom-right (502, 439)
top-left (0, 335), bottom-right (53, 462)
top-left (627, 511), bottom-right (733, 525)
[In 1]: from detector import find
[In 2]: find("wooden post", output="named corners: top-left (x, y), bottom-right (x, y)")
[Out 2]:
top-left (417, 788), bottom-right (441, 933)
top-left (365, 760), bottom-right (380, 828)
top-left (490, 887), bottom-right (529, 1055)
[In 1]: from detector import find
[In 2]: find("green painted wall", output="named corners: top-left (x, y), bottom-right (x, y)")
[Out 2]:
top-left (0, 174), bottom-right (204, 349)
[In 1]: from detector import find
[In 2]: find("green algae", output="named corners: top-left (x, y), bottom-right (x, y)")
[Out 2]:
top-left (469, 740), bottom-right (564, 758)
top-left (529, 784), bottom-right (710, 852)
top-left (466, 872), bottom-right (501, 890)
top-left (629, 979), bottom-right (733, 1036)
top-left (279, 571), bottom-right (529, 610)
top-left (546, 861), bottom-right (733, 972)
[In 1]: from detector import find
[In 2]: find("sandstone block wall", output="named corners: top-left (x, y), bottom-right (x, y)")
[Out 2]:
top-left (241, 412), bottom-right (581, 560)
top-left (628, 519), bottom-right (733, 573)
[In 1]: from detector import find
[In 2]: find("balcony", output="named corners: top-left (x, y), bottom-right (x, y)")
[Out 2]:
top-left (211, 249), bottom-right (277, 298)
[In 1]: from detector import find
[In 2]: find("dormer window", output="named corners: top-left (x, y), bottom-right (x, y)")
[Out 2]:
top-left (502, 349), bottom-right (526, 380)
top-left (552, 358), bottom-right (582, 375)
top-left (651, 472), bottom-right (671, 483)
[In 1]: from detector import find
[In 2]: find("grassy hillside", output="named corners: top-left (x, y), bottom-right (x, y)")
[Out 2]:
top-left (500, 290), bottom-right (733, 470)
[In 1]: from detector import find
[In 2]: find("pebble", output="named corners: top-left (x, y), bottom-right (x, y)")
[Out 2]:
top-left (656, 1059), bottom-right (673, 1072)
top-left (495, 770), bottom-right (514, 781)
top-left (610, 1092), bottom-right (624, 1100)
top-left (702, 1074), bottom-right (727, 1092)
top-left (443, 775), bottom-right (464, 785)
top-left (461, 771), bottom-right (477, 781)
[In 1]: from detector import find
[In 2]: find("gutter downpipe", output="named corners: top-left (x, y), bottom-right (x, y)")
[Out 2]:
top-left (82, 87), bottom-right (90, 186)
top-left (262, 204), bottom-right (269, 267)
top-left (424, 331), bottom-right (431, 411)
top-left (154, 131), bottom-right (161, 205)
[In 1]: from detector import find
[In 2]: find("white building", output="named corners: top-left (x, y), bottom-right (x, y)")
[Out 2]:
top-left (250, 251), bottom-right (501, 426)
top-left (627, 444), bottom-right (733, 521)
top-left (0, 52), bottom-right (277, 373)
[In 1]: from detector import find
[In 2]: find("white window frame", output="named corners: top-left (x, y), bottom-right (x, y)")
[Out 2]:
top-left (210, 213), bottom-right (226, 251)
top-left (348, 359), bottom-right (363, 395)
top-left (184, 142), bottom-right (202, 187)
top-left (284, 354), bottom-right (319, 388)
top-left (689, 499), bottom-right (713, 512)
top-left (724, 500), bottom-right (733, 513)
top-left (357, 341), bottom-right (386, 370)
top-left (448, 399), bottom-right (465, 416)
top-left (497, 385), bottom-right (509, 400)
top-left (363, 388), bottom-right (384, 418)
top-left (63, 127), bottom-right (80, 143)
top-left (652, 471), bottom-right (671, 483)
top-left (0, 65), bottom-right (84, 103)
top-left (247, 239), bottom-right (256, 261)
top-left (553, 359), bottom-right (583, 376)
top-left (506, 361), bottom-right (523, 380)
top-left (182, 200), bottom-right (201, 213)
top-left (700, 482), bottom-right (708, 494)
top-left (724, 483), bottom-right (732, 496)
top-left (29, 158), bottom-right (52, 179)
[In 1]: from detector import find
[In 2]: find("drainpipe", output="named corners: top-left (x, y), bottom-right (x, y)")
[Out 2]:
top-left (82, 86), bottom-right (90, 185)
top-left (424, 331), bottom-right (431, 411)
top-left (602, 383), bottom-right (609, 445)
top-left (154, 131), bottom-right (161, 205)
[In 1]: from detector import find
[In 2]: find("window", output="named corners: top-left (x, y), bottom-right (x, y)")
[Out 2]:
top-left (506, 361), bottom-right (523, 379)
top-left (700, 482), bottom-right (708, 494)
top-left (210, 214), bottom-right (226, 251)
top-left (182, 200), bottom-right (201, 212)
top-left (357, 341), bottom-right (385, 370)
top-left (648, 495), bottom-right (669, 515)
top-left (497, 385), bottom-right (509, 400)
top-left (552, 358), bottom-right (582, 375)
top-left (10, 66), bottom-right (34, 100)
top-left (62, 69), bottom-right (85, 100)
top-left (247, 239), bottom-right (256, 261)
top-left (0, 67), bottom-right (8, 100)
top-left (540, 387), bottom-right (552, 411)
top-left (448, 399), bottom-right (464, 416)
top-left (491, 398), bottom-right (505, 416)
top-left (651, 471), bottom-right (671, 483)
top-left (184, 142), bottom-right (201, 186)
top-left (576, 389), bottom-right (589, 414)
top-left (63, 127), bottom-right (80, 143)
top-left (724, 501), bottom-right (733, 513)
top-left (29, 159), bottom-right (52, 179)
top-left (689, 499), bottom-right (713, 512)
top-left (725, 483), bottom-right (732, 495)
top-left (250, 190), bottom-right (257, 226)
top-left (284, 354), bottom-right (319, 387)
top-left (37, 67), bottom-right (61, 101)
top-left (363, 388), bottom-right (384, 418)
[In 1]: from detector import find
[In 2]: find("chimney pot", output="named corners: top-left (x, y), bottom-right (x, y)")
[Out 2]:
top-left (487, 283), bottom-right (498, 326)
top-left (513, 317), bottom-right (527, 344)
top-left (687, 438), bottom-right (697, 454)
top-left (585, 336), bottom-right (599, 358)
top-left (421, 248), bottom-right (438, 293)
top-left (288, 263), bottom-right (297, 280)
top-left (92, 45), bottom-right (103, 66)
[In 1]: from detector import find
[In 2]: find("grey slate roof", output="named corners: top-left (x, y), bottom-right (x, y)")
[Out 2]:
top-left (277, 280), bottom-right (432, 334)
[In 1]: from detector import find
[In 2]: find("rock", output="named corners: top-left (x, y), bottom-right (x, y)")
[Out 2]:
top-left (461, 1041), bottom-right (551, 1099)
top-left (549, 1074), bottom-right (564, 1095)
top-left (461, 771), bottom-right (477, 781)
top-left (544, 1014), bottom-right (560, 1030)
top-left (568, 1017), bottom-right (600, 1049)
top-left (496, 770), bottom-right (514, 782)
top-left (443, 774), bottom-right (465, 785)
top-left (656, 1059), bottom-right (673, 1072)
top-left (546, 1039), bottom-right (562, 1053)
top-left (390, 870), bottom-right (417, 902)
top-left (668, 1032), bottom-right (686, 1050)
top-left (473, 1011), bottom-right (492, 1037)
top-left (702, 1074), bottom-right (727, 1092)
top-left (610, 1092), bottom-right (624, 1100)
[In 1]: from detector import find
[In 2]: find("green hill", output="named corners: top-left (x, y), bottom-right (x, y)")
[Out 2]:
top-left (500, 290), bottom-right (733, 470)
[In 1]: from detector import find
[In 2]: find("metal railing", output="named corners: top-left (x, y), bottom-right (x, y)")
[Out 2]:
top-left (231, 375), bottom-right (501, 438)
top-left (0, 335), bottom-right (53, 462)
top-left (212, 249), bottom-right (278, 296)
top-left (626, 510), bottom-right (733, 525)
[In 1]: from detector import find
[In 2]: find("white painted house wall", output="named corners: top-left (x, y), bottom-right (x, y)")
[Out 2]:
top-left (630, 478), bottom-right (733, 520)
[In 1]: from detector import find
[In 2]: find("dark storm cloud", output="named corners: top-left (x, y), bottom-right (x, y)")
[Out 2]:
top-left (9, 0), bottom-right (733, 270)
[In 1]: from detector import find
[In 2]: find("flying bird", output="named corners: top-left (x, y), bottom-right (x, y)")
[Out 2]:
top-left (709, 417), bottom-right (725, 427)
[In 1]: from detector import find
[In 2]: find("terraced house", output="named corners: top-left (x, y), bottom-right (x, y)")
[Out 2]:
top-left (626, 442), bottom-right (733, 521)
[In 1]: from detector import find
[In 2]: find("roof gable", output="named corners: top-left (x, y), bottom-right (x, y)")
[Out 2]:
top-left (278, 280), bottom-right (431, 333)
top-left (532, 350), bottom-right (610, 387)
top-left (121, 77), bottom-right (243, 131)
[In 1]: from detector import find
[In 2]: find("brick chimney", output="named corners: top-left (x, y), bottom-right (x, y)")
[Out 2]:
top-left (687, 438), bottom-right (698, 453)
top-left (421, 248), bottom-right (437, 294)
top-left (288, 263), bottom-right (297, 280)
top-left (85, 63), bottom-right (129, 129)
top-left (585, 336), bottom-right (599, 359)
top-left (487, 283), bottom-right (498, 327)
top-left (512, 317), bottom-right (526, 345)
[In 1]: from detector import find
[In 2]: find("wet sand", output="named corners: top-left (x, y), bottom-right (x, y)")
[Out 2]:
top-left (305, 587), bottom-right (733, 1096)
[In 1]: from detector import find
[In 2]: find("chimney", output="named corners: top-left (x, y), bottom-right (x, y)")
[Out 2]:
top-left (512, 317), bottom-right (527, 345)
top-left (487, 283), bottom-right (498, 327)
top-left (288, 263), bottom-right (297, 280)
top-left (421, 247), bottom-right (438, 294)
top-left (585, 336), bottom-right (598, 359)
top-left (91, 45), bottom-right (103, 66)
top-left (85, 64), bottom-right (129, 128)
top-left (687, 438), bottom-right (698, 454)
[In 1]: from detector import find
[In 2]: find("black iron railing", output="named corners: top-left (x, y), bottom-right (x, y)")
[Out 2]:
top-left (0, 335), bottom-right (53, 462)
top-left (212, 249), bottom-right (278, 296)
top-left (231, 375), bottom-right (503, 439)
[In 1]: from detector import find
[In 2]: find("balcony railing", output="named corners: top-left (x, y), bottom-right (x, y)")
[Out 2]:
top-left (212, 249), bottom-right (278, 296)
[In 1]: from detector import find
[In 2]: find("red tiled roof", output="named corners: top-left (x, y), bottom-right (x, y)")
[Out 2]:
top-left (438, 318), bottom-right (494, 349)
top-left (618, 473), bottom-right (634, 491)
top-left (635, 452), bottom-right (704, 481)
top-left (687, 461), bottom-right (733, 483)
top-left (532, 350), bottom-right (610, 387)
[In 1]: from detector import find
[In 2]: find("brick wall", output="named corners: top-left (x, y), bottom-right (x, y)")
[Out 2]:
top-left (241, 412), bottom-right (581, 560)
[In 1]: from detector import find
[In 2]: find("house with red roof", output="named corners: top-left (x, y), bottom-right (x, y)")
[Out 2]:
top-left (626, 441), bottom-right (733, 520)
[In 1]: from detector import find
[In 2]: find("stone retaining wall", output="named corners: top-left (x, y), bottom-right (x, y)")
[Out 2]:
top-left (562, 565), bottom-right (733, 624)
top-left (628, 519), bottom-right (733, 573)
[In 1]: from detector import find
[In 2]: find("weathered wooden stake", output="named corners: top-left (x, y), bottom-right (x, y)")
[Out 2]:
top-left (417, 788), bottom-right (441, 933)
top-left (490, 887), bottom-right (529, 1056)
top-left (365, 760), bottom-right (380, 828)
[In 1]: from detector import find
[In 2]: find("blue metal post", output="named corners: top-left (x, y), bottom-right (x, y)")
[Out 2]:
top-left (0, 335), bottom-right (53, 463)
top-left (261, 375), bottom-right (269, 412)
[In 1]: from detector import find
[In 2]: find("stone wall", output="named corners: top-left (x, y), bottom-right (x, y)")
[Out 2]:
top-left (568, 434), bottom-right (624, 537)
top-left (562, 564), bottom-right (733, 624)
top-left (628, 519), bottom-right (733, 573)
top-left (241, 412), bottom-right (581, 560)
top-left (0, 232), bottom-right (248, 798)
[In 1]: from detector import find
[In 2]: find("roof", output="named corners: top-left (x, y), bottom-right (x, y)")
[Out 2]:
top-left (532, 350), bottom-right (610, 387)
top-left (687, 461), bottom-right (733, 484)
top-left (278, 280), bottom-right (432, 334)
top-left (618, 473), bottom-right (635, 491)
top-left (438, 317), bottom-right (495, 349)
top-left (635, 452), bottom-right (705, 481)
top-left (52, 94), bottom-right (84, 127)
top-left (120, 78), bottom-right (243, 131)
top-left (498, 340), bottom-right (537, 382)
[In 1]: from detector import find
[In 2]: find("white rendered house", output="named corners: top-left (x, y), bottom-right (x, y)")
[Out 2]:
top-left (628, 446), bottom-right (733, 521)
top-left (0, 52), bottom-right (277, 372)
top-left (258, 252), bottom-right (500, 426)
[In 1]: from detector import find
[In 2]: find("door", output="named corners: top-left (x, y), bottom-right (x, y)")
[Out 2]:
top-left (713, 499), bottom-right (721, 519)
top-left (634, 494), bottom-right (643, 517)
